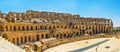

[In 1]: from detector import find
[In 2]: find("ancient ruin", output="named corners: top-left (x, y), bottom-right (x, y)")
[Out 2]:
top-left (0, 10), bottom-right (113, 52)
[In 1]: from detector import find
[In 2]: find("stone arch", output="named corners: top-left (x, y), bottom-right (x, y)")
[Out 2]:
top-left (14, 26), bottom-right (16, 31)
top-left (21, 37), bottom-right (23, 44)
top-left (18, 26), bottom-right (20, 30)
top-left (13, 38), bottom-right (15, 44)
top-left (44, 26), bottom-right (47, 30)
top-left (2, 33), bottom-right (8, 39)
top-left (89, 26), bottom-right (91, 29)
top-left (28, 36), bottom-right (31, 42)
top-left (56, 34), bottom-right (59, 38)
top-left (41, 34), bottom-right (44, 39)
top-left (17, 37), bottom-right (19, 45)
top-left (60, 34), bottom-right (63, 39)
top-left (57, 26), bottom-right (59, 28)
top-left (63, 33), bottom-right (67, 38)
top-left (86, 31), bottom-right (89, 35)
top-left (65, 26), bottom-right (67, 28)
top-left (36, 34), bottom-right (39, 41)
top-left (6, 26), bottom-right (8, 31)
top-left (36, 26), bottom-right (38, 30)
top-left (49, 26), bottom-right (51, 29)
top-left (66, 33), bottom-right (69, 38)
top-left (86, 26), bottom-right (89, 29)
top-left (61, 26), bottom-right (63, 28)
top-left (52, 34), bottom-right (55, 37)
top-left (76, 26), bottom-right (78, 29)
top-left (76, 32), bottom-right (79, 36)
top-left (27, 26), bottom-right (29, 30)
top-left (68, 33), bottom-right (71, 38)
top-left (83, 26), bottom-right (85, 29)
top-left (89, 31), bottom-right (93, 35)
top-left (72, 26), bottom-right (74, 28)
top-left (80, 31), bottom-right (82, 35)
top-left (22, 26), bottom-right (25, 30)
top-left (79, 26), bottom-right (81, 29)
top-left (25, 36), bottom-right (27, 43)
top-left (31, 26), bottom-right (33, 30)
top-left (93, 30), bottom-right (96, 34)
top-left (10, 26), bottom-right (12, 31)
top-left (40, 26), bottom-right (42, 30)
top-left (82, 30), bottom-right (85, 35)
top-left (46, 34), bottom-right (49, 38)
top-left (53, 26), bottom-right (55, 29)
top-left (71, 33), bottom-right (74, 37)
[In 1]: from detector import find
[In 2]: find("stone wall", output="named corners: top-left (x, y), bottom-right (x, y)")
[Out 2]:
top-left (0, 10), bottom-right (113, 45)
top-left (25, 35), bottom-right (113, 52)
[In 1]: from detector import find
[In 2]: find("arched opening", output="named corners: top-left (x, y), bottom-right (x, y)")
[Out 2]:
top-left (89, 31), bottom-right (92, 35)
top-left (21, 37), bottom-right (23, 44)
top-left (18, 26), bottom-right (20, 31)
top-left (46, 34), bottom-right (49, 38)
top-left (29, 36), bottom-right (30, 42)
top-left (40, 26), bottom-right (42, 30)
top-left (6, 26), bottom-right (8, 31)
top-left (36, 34), bottom-right (39, 41)
top-left (66, 34), bottom-right (69, 38)
top-left (93, 30), bottom-right (96, 34)
top-left (2, 33), bottom-right (8, 39)
top-left (14, 26), bottom-right (16, 31)
top-left (98, 30), bottom-right (101, 34)
top-left (60, 34), bottom-right (63, 39)
top-left (106, 29), bottom-right (109, 33)
top-left (72, 26), bottom-right (74, 28)
top-left (44, 26), bottom-right (47, 30)
top-left (71, 34), bottom-right (73, 37)
top-left (27, 26), bottom-right (29, 30)
top-left (17, 37), bottom-right (19, 45)
top-left (41, 34), bottom-right (44, 39)
top-left (56, 34), bottom-right (59, 38)
top-left (31, 26), bottom-right (33, 30)
top-left (79, 26), bottom-right (81, 29)
top-left (53, 26), bottom-right (55, 29)
top-left (76, 32), bottom-right (79, 36)
top-left (36, 26), bottom-right (37, 30)
top-left (49, 26), bottom-right (51, 29)
top-left (25, 36), bottom-right (27, 43)
top-left (80, 32), bottom-right (82, 36)
top-left (65, 26), bottom-right (67, 28)
top-left (57, 26), bottom-right (59, 28)
top-left (53, 35), bottom-right (55, 37)
top-left (61, 26), bottom-right (63, 28)
top-left (22, 26), bottom-right (25, 30)
top-left (10, 26), bottom-right (12, 31)
top-left (13, 38), bottom-right (15, 44)
top-left (82, 30), bottom-right (85, 35)
top-left (96, 30), bottom-right (98, 34)
top-left (63, 34), bottom-right (66, 38)
top-left (68, 34), bottom-right (70, 38)
top-left (76, 26), bottom-right (78, 29)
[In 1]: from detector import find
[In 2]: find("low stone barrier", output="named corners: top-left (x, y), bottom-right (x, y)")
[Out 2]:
top-left (24, 35), bottom-right (114, 52)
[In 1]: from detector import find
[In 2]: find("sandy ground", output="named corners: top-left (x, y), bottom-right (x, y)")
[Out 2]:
top-left (0, 37), bottom-right (26, 52)
top-left (44, 37), bottom-right (120, 52)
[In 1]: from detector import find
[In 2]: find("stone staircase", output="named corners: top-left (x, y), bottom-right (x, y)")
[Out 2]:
top-left (0, 36), bottom-right (26, 52)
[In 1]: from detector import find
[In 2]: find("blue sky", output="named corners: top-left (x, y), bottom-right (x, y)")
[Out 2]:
top-left (0, 0), bottom-right (120, 27)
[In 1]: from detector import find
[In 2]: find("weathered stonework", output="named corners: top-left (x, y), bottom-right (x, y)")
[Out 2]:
top-left (0, 10), bottom-right (113, 46)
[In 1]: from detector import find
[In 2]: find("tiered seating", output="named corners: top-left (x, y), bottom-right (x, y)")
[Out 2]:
top-left (0, 37), bottom-right (26, 52)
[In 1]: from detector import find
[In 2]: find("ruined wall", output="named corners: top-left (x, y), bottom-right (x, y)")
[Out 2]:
top-left (0, 10), bottom-right (113, 45)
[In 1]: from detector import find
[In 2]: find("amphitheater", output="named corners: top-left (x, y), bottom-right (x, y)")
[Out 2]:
top-left (0, 10), bottom-right (117, 52)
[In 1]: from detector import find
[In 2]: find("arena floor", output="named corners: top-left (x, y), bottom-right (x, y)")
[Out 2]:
top-left (44, 37), bottom-right (120, 52)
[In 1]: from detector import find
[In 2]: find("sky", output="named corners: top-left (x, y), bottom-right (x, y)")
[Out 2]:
top-left (0, 0), bottom-right (120, 27)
